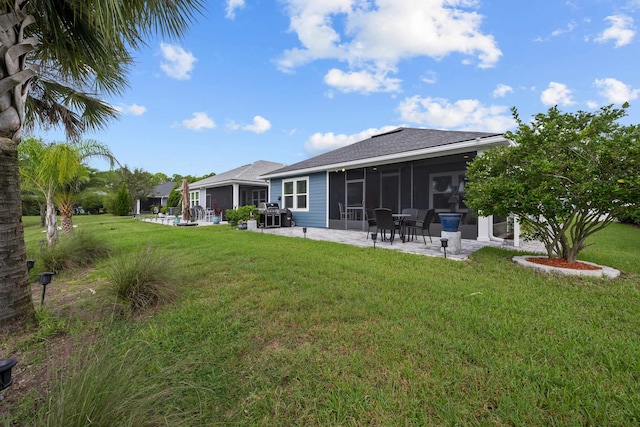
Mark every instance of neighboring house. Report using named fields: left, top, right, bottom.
left=260, top=127, right=513, bottom=241
left=137, top=181, right=176, bottom=214
left=188, top=160, right=287, bottom=213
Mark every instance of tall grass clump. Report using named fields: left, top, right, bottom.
left=105, top=245, right=180, bottom=311
left=35, top=339, right=190, bottom=427
left=40, top=230, right=111, bottom=273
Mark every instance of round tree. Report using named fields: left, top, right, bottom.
left=465, top=104, right=639, bottom=262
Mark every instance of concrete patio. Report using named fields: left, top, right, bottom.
left=252, top=225, right=545, bottom=260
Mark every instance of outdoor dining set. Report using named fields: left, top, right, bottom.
left=366, top=208, right=436, bottom=245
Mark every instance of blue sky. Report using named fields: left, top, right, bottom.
left=37, top=0, right=640, bottom=177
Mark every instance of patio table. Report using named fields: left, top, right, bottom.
left=392, top=213, right=411, bottom=242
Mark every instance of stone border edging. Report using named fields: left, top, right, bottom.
left=512, top=256, right=620, bottom=279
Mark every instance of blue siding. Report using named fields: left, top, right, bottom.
left=269, top=173, right=328, bottom=228
left=269, top=179, right=282, bottom=204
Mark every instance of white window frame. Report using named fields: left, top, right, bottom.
left=189, top=190, right=200, bottom=207
left=282, top=177, right=309, bottom=212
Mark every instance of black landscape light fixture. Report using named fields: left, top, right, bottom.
left=371, top=232, right=378, bottom=249
left=440, top=238, right=449, bottom=259
left=259, top=223, right=264, bottom=233
left=0, top=358, right=18, bottom=397
left=26, top=259, right=35, bottom=272
left=302, top=227, right=307, bottom=238
left=38, top=272, right=55, bottom=306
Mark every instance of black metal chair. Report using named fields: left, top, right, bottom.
left=401, top=208, right=419, bottom=241
left=365, top=209, right=377, bottom=239
left=374, top=208, right=396, bottom=244
left=408, top=209, right=435, bottom=244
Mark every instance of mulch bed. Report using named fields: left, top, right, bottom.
left=525, top=257, right=602, bottom=271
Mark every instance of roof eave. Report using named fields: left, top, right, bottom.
left=261, top=135, right=510, bottom=179
left=189, top=179, right=269, bottom=190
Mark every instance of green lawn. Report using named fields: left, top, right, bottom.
left=5, top=216, right=640, bottom=426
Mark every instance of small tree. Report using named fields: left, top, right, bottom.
left=114, top=183, right=133, bottom=216
left=167, top=183, right=181, bottom=208
left=465, top=104, right=640, bottom=262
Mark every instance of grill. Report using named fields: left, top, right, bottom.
left=259, top=202, right=281, bottom=228
left=258, top=203, right=293, bottom=228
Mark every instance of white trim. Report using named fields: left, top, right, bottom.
left=282, top=176, right=310, bottom=212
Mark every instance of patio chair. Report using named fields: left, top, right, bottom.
left=374, top=208, right=396, bottom=244
left=401, top=208, right=419, bottom=241
left=365, top=209, right=377, bottom=239
left=407, top=209, right=435, bottom=244
left=338, top=202, right=353, bottom=220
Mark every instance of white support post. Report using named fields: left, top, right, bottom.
left=477, top=215, right=491, bottom=242
left=513, top=216, right=521, bottom=247
left=232, top=183, right=240, bottom=208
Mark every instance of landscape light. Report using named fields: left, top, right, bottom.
left=38, top=272, right=55, bottom=306
left=440, top=238, right=449, bottom=259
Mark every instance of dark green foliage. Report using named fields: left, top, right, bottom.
left=76, top=192, right=104, bottom=214
left=466, top=104, right=640, bottom=262
left=224, top=205, right=257, bottom=225
left=114, top=182, right=132, bottom=216
left=39, top=230, right=111, bottom=273
left=105, top=245, right=180, bottom=311
left=167, top=183, right=181, bottom=207
left=617, top=206, right=640, bottom=225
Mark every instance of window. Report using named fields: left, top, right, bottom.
left=189, top=191, right=200, bottom=207
left=282, top=177, right=308, bottom=211
left=430, top=171, right=467, bottom=213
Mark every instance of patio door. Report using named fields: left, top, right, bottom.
left=380, top=171, right=400, bottom=212
left=345, top=179, right=364, bottom=229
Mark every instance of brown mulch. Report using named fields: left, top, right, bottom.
left=526, top=257, right=602, bottom=271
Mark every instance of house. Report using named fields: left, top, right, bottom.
left=137, top=181, right=176, bottom=214
left=187, top=160, right=287, bottom=212
left=260, top=127, right=513, bottom=242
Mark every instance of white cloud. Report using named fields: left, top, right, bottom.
left=324, top=68, right=401, bottom=93
left=226, top=0, right=245, bottom=20
left=595, top=15, right=635, bottom=47
left=114, top=104, right=146, bottom=116
left=492, top=84, right=513, bottom=98
left=540, top=82, right=575, bottom=106
left=159, top=43, right=197, bottom=80
left=277, top=0, right=502, bottom=93
left=304, top=125, right=399, bottom=155
left=243, top=116, right=272, bottom=133
left=586, top=100, right=600, bottom=109
left=422, top=70, right=437, bottom=84
left=551, top=21, right=577, bottom=37
left=593, top=77, right=640, bottom=103
left=181, top=112, right=216, bottom=131
left=397, top=96, right=515, bottom=132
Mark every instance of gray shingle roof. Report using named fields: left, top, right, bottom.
left=190, top=160, right=287, bottom=189
left=263, top=127, right=503, bottom=177
left=151, top=181, right=176, bottom=197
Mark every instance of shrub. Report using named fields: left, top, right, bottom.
left=225, top=205, right=257, bottom=225
left=36, top=339, right=188, bottom=427
left=40, top=230, right=111, bottom=273
left=114, top=182, right=132, bottom=216
left=617, top=206, right=640, bottom=225
left=105, top=245, right=179, bottom=311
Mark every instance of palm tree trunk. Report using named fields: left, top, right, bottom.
left=0, top=139, right=35, bottom=326
left=46, top=196, right=58, bottom=245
